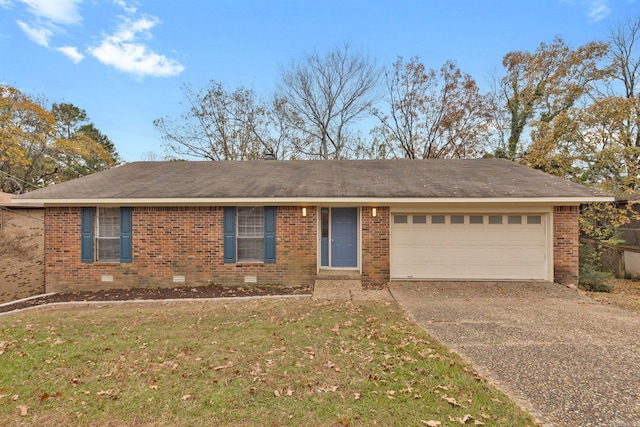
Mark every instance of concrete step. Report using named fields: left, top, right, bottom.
left=313, top=279, right=363, bottom=300
left=317, top=269, right=362, bottom=280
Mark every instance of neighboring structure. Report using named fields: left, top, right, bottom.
left=0, top=192, right=45, bottom=303
left=617, top=194, right=640, bottom=279
left=13, top=159, right=612, bottom=293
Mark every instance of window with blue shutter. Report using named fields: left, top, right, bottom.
left=81, top=207, right=93, bottom=263
left=81, top=207, right=133, bottom=263
left=223, top=207, right=236, bottom=263
left=223, top=206, right=277, bottom=263
left=264, top=206, right=276, bottom=263
left=120, top=207, right=132, bottom=263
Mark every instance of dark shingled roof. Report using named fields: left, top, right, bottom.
left=15, top=158, right=609, bottom=200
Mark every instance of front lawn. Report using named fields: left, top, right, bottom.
left=0, top=299, right=535, bottom=426
left=586, top=278, right=640, bottom=313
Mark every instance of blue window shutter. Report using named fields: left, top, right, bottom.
left=264, top=206, right=276, bottom=263
left=120, top=207, right=132, bottom=263
left=81, top=207, right=93, bottom=263
left=223, top=207, right=236, bottom=263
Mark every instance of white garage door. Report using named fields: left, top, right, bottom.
left=390, top=213, right=548, bottom=280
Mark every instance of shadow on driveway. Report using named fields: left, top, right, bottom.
left=389, top=281, right=640, bottom=427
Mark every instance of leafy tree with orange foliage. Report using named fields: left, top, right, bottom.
left=0, top=86, right=119, bottom=193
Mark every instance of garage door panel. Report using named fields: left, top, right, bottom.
left=390, top=213, right=548, bottom=281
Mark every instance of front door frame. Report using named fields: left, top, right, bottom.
left=318, top=207, right=360, bottom=271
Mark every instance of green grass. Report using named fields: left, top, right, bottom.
left=0, top=299, right=536, bottom=426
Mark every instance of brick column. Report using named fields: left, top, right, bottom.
left=361, top=206, right=390, bottom=288
left=553, top=206, right=579, bottom=284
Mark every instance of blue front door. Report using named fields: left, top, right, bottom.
left=331, top=208, right=358, bottom=267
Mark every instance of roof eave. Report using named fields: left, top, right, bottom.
left=21, top=196, right=614, bottom=207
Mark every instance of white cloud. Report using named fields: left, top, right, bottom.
left=16, top=19, right=53, bottom=46
left=560, top=0, right=612, bottom=22
left=56, top=45, right=83, bottom=63
left=585, top=0, right=611, bottom=22
left=0, top=0, right=14, bottom=8
left=88, top=16, right=184, bottom=78
left=114, top=0, right=136, bottom=14
left=18, top=0, right=82, bottom=25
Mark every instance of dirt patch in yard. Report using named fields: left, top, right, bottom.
left=0, top=284, right=313, bottom=314
left=585, top=278, right=640, bottom=313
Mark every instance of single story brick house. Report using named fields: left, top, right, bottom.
left=13, top=159, right=611, bottom=293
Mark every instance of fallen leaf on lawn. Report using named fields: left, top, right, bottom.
left=461, top=414, right=473, bottom=423
left=12, top=394, right=19, bottom=401
left=341, top=416, right=349, bottom=426
left=149, top=385, right=158, bottom=390
left=17, top=405, right=28, bottom=416
left=442, top=395, right=461, bottom=406
left=38, top=391, right=63, bottom=401
left=387, top=390, right=396, bottom=395
left=354, top=392, right=361, bottom=400
left=285, top=388, right=294, bottom=397
left=474, top=420, right=485, bottom=425
left=213, top=362, right=233, bottom=370
left=274, top=390, right=281, bottom=397
left=421, top=421, right=441, bottom=426
left=181, top=394, right=191, bottom=401
left=480, top=413, right=490, bottom=419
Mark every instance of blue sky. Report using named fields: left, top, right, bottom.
left=0, top=0, right=638, bottom=161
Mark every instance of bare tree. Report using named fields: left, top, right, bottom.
left=154, top=81, right=294, bottom=161
left=609, top=17, right=640, bottom=100
left=276, top=44, right=379, bottom=159
left=371, top=57, right=491, bottom=159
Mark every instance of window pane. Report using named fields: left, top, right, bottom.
left=237, top=207, right=264, bottom=262
left=431, top=215, right=445, bottom=224
left=97, top=238, right=120, bottom=261
left=451, top=215, right=464, bottom=224
left=394, top=215, right=408, bottom=224
left=489, top=215, right=503, bottom=224
left=412, top=215, right=426, bottom=224
left=469, top=215, right=483, bottom=224
left=96, top=208, right=120, bottom=262
left=321, top=208, right=329, bottom=238
left=527, top=215, right=542, bottom=224
left=508, top=215, right=522, bottom=224
left=237, top=238, right=264, bottom=262
left=98, top=207, right=120, bottom=238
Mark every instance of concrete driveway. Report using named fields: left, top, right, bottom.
left=388, top=281, right=640, bottom=427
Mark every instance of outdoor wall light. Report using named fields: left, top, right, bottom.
left=302, top=207, right=307, bottom=217
left=371, top=207, right=377, bottom=217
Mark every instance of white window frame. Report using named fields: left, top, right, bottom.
left=96, top=207, right=120, bottom=262
left=236, top=207, right=264, bottom=263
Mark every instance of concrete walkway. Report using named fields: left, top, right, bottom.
left=388, top=281, right=640, bottom=427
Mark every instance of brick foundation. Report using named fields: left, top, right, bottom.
left=553, top=205, right=579, bottom=284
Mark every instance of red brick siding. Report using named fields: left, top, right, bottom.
left=0, top=208, right=44, bottom=302
left=361, top=206, right=390, bottom=288
left=553, top=205, right=579, bottom=284
left=45, top=206, right=317, bottom=292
